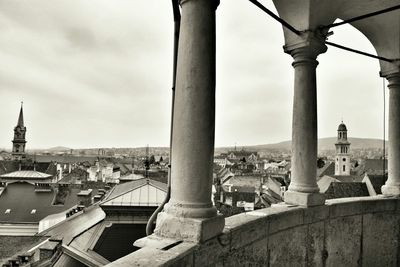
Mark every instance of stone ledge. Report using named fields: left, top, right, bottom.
left=105, top=196, right=400, bottom=267
left=226, top=213, right=269, bottom=251
left=106, top=245, right=196, bottom=267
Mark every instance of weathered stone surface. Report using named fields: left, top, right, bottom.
left=328, top=201, right=363, bottom=218
left=362, top=197, right=397, bottom=213
left=269, top=225, right=307, bottom=267
left=269, top=208, right=304, bottom=234
left=105, top=197, right=400, bottom=267
left=325, top=215, right=362, bottom=267
left=362, top=213, right=400, bottom=267
left=193, top=236, right=229, bottom=266
left=284, top=191, right=325, bottom=207
left=227, top=213, right=268, bottom=250
left=306, top=222, right=324, bottom=267
left=106, top=246, right=195, bottom=267
left=154, top=212, right=224, bottom=243
left=223, top=237, right=269, bottom=266
left=303, top=205, right=329, bottom=224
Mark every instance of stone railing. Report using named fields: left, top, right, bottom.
left=107, top=196, right=400, bottom=266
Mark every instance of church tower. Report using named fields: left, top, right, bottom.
left=335, top=121, right=350, bottom=176
left=12, top=102, right=27, bottom=160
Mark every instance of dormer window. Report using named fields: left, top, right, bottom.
left=5, top=209, right=11, bottom=214
left=31, top=209, right=36, bottom=214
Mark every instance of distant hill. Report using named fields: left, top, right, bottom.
left=245, top=137, right=386, bottom=151
left=30, top=137, right=385, bottom=156
left=46, top=146, right=71, bottom=152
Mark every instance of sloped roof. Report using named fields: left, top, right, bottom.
left=324, top=182, right=369, bottom=200
left=318, top=175, right=340, bottom=193
left=0, top=170, right=51, bottom=179
left=365, top=159, right=387, bottom=172
left=119, top=173, right=145, bottom=181
left=101, top=179, right=167, bottom=207
left=334, top=175, right=363, bottom=183
left=0, top=182, right=80, bottom=223
left=317, top=162, right=335, bottom=178
left=40, top=205, right=105, bottom=245
left=0, top=161, right=56, bottom=176
left=364, top=174, right=387, bottom=195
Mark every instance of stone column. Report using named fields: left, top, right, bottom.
left=284, top=38, right=327, bottom=206
left=382, top=73, right=400, bottom=196
left=154, top=0, right=224, bottom=242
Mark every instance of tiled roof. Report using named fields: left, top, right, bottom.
left=317, top=162, right=335, bottom=178
left=29, top=155, right=98, bottom=164
left=318, top=175, right=340, bottom=193
left=365, top=159, right=387, bottom=171
left=333, top=175, right=363, bottom=183
left=0, top=170, right=51, bottom=179
left=324, top=182, right=369, bottom=199
left=364, top=174, right=387, bottom=195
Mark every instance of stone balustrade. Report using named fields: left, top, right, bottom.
left=107, top=195, right=400, bottom=266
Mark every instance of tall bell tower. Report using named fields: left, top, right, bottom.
left=12, top=102, right=27, bottom=160
left=335, top=121, right=350, bottom=176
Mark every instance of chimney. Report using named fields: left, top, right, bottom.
left=77, top=189, right=93, bottom=207
left=38, top=240, right=60, bottom=262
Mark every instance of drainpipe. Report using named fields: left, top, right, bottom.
left=146, top=0, right=180, bottom=236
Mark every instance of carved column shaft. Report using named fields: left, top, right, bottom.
left=382, top=73, right=400, bottom=195
left=284, top=40, right=327, bottom=206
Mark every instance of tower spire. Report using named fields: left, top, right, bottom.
left=17, top=101, right=24, bottom=127
left=12, top=102, right=27, bottom=160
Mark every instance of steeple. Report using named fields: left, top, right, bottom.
left=17, top=101, right=24, bottom=127
left=12, top=102, right=27, bottom=160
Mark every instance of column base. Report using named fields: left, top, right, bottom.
left=153, top=211, right=225, bottom=243
left=381, top=185, right=400, bottom=196
left=284, top=190, right=325, bottom=207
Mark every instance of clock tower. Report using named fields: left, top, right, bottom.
left=335, top=121, right=351, bottom=176
left=12, top=102, right=27, bottom=160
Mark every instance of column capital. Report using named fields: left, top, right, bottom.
left=284, top=32, right=327, bottom=67
left=180, top=0, right=220, bottom=9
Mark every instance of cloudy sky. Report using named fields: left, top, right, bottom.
left=0, top=0, right=386, bottom=149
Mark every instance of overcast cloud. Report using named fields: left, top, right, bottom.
left=0, top=1, right=386, bottom=149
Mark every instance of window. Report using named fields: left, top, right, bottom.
left=5, top=209, right=10, bottom=214
left=343, top=158, right=346, bottom=162
left=31, top=209, right=36, bottom=214
left=343, top=165, right=346, bottom=171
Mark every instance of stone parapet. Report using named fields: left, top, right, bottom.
left=106, top=196, right=400, bottom=266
